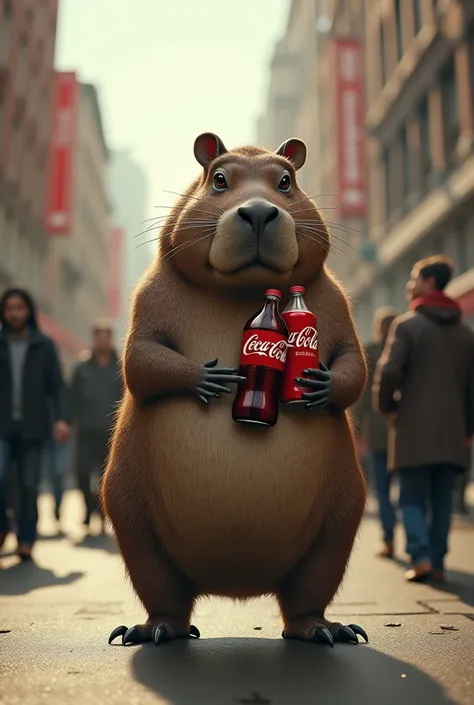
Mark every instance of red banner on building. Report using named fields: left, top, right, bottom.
left=44, top=72, right=78, bottom=235
left=108, top=226, right=123, bottom=318
left=333, top=38, right=366, bottom=219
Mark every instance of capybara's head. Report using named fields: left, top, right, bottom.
left=159, top=133, right=330, bottom=295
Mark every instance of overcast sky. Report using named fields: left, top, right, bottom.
left=55, top=0, right=289, bottom=232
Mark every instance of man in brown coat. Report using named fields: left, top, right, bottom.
left=354, top=307, right=398, bottom=558
left=373, top=256, right=474, bottom=583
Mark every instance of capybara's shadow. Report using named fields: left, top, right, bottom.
left=131, top=637, right=456, bottom=705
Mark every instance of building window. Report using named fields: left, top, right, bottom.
left=394, top=0, right=403, bottom=62
left=455, top=219, right=468, bottom=274
left=418, top=97, right=431, bottom=189
left=379, top=20, right=386, bottom=86
left=413, top=0, right=422, bottom=35
left=15, top=36, right=29, bottom=95
left=441, top=56, right=460, bottom=162
left=383, top=139, right=402, bottom=220
left=467, top=21, right=474, bottom=119
left=382, top=147, right=391, bottom=218
left=0, top=0, right=12, bottom=65
left=401, top=126, right=412, bottom=201
left=466, top=217, right=474, bottom=269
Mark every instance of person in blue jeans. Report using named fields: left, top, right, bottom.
left=42, top=437, right=69, bottom=524
left=373, top=256, right=474, bottom=583
left=0, top=288, right=69, bottom=560
left=353, top=307, right=398, bottom=557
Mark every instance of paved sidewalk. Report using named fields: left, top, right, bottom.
left=1, top=491, right=473, bottom=705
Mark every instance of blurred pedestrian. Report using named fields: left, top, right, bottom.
left=70, top=321, right=123, bottom=533
left=0, top=288, right=69, bottom=559
left=454, top=443, right=472, bottom=514
left=373, top=256, right=474, bottom=583
left=354, top=307, right=398, bottom=558
left=43, top=432, right=70, bottom=527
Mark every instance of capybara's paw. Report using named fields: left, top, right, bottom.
left=195, top=358, right=246, bottom=404
left=108, top=620, right=200, bottom=646
left=282, top=617, right=368, bottom=647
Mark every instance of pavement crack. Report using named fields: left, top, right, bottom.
left=417, top=601, right=440, bottom=615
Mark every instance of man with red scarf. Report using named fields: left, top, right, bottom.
left=373, top=256, right=474, bottom=583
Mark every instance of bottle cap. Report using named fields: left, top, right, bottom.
left=290, top=285, right=305, bottom=294
left=265, top=288, right=282, bottom=299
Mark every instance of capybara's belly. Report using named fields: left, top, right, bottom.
left=138, top=397, right=355, bottom=593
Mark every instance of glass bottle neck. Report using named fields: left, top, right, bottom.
left=287, top=294, right=308, bottom=311
left=264, top=296, right=280, bottom=307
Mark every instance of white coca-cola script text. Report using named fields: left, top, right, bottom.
left=242, top=334, right=288, bottom=363
left=287, top=326, right=318, bottom=351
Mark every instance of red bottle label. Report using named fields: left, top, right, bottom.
left=239, top=329, right=288, bottom=372
left=281, top=311, right=319, bottom=403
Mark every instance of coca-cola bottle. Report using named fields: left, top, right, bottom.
left=281, top=285, right=319, bottom=404
left=232, top=289, right=289, bottom=427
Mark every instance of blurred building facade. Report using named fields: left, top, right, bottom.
left=108, top=150, right=150, bottom=348
left=312, top=0, right=368, bottom=298
left=257, top=0, right=323, bottom=191
left=0, top=0, right=59, bottom=302
left=257, top=0, right=370, bottom=331
left=259, top=0, right=474, bottom=340
left=43, top=77, right=110, bottom=373
left=0, top=1, right=114, bottom=375
left=358, top=0, right=474, bottom=336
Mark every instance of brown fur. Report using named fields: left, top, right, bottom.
left=102, top=137, right=367, bottom=641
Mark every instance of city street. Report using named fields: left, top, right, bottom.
left=1, top=491, right=473, bottom=705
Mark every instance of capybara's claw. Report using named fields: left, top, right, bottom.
left=310, top=626, right=334, bottom=647
left=108, top=621, right=200, bottom=646
left=108, top=625, right=128, bottom=644
left=190, top=624, right=201, bottom=638
left=282, top=620, right=368, bottom=646
left=348, top=624, right=369, bottom=643
left=334, top=625, right=358, bottom=644
left=153, top=624, right=171, bottom=646
left=330, top=622, right=369, bottom=644
left=123, top=626, right=142, bottom=646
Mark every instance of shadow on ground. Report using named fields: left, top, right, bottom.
left=131, top=637, right=456, bottom=705
left=71, top=533, right=117, bottom=554
left=0, top=560, right=83, bottom=596
left=432, top=570, right=474, bottom=611
left=392, top=556, right=474, bottom=610
left=36, top=531, right=67, bottom=541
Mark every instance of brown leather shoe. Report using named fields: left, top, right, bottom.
left=377, top=541, right=394, bottom=559
left=405, top=561, right=433, bottom=582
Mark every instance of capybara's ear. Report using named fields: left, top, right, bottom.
left=276, top=138, right=307, bottom=171
left=194, top=133, right=228, bottom=167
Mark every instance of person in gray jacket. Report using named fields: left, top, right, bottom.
left=69, top=321, right=123, bottom=532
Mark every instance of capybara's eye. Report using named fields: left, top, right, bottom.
left=278, top=174, right=291, bottom=193
left=213, top=172, right=228, bottom=191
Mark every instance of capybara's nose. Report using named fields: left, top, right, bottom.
left=238, top=202, right=279, bottom=236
